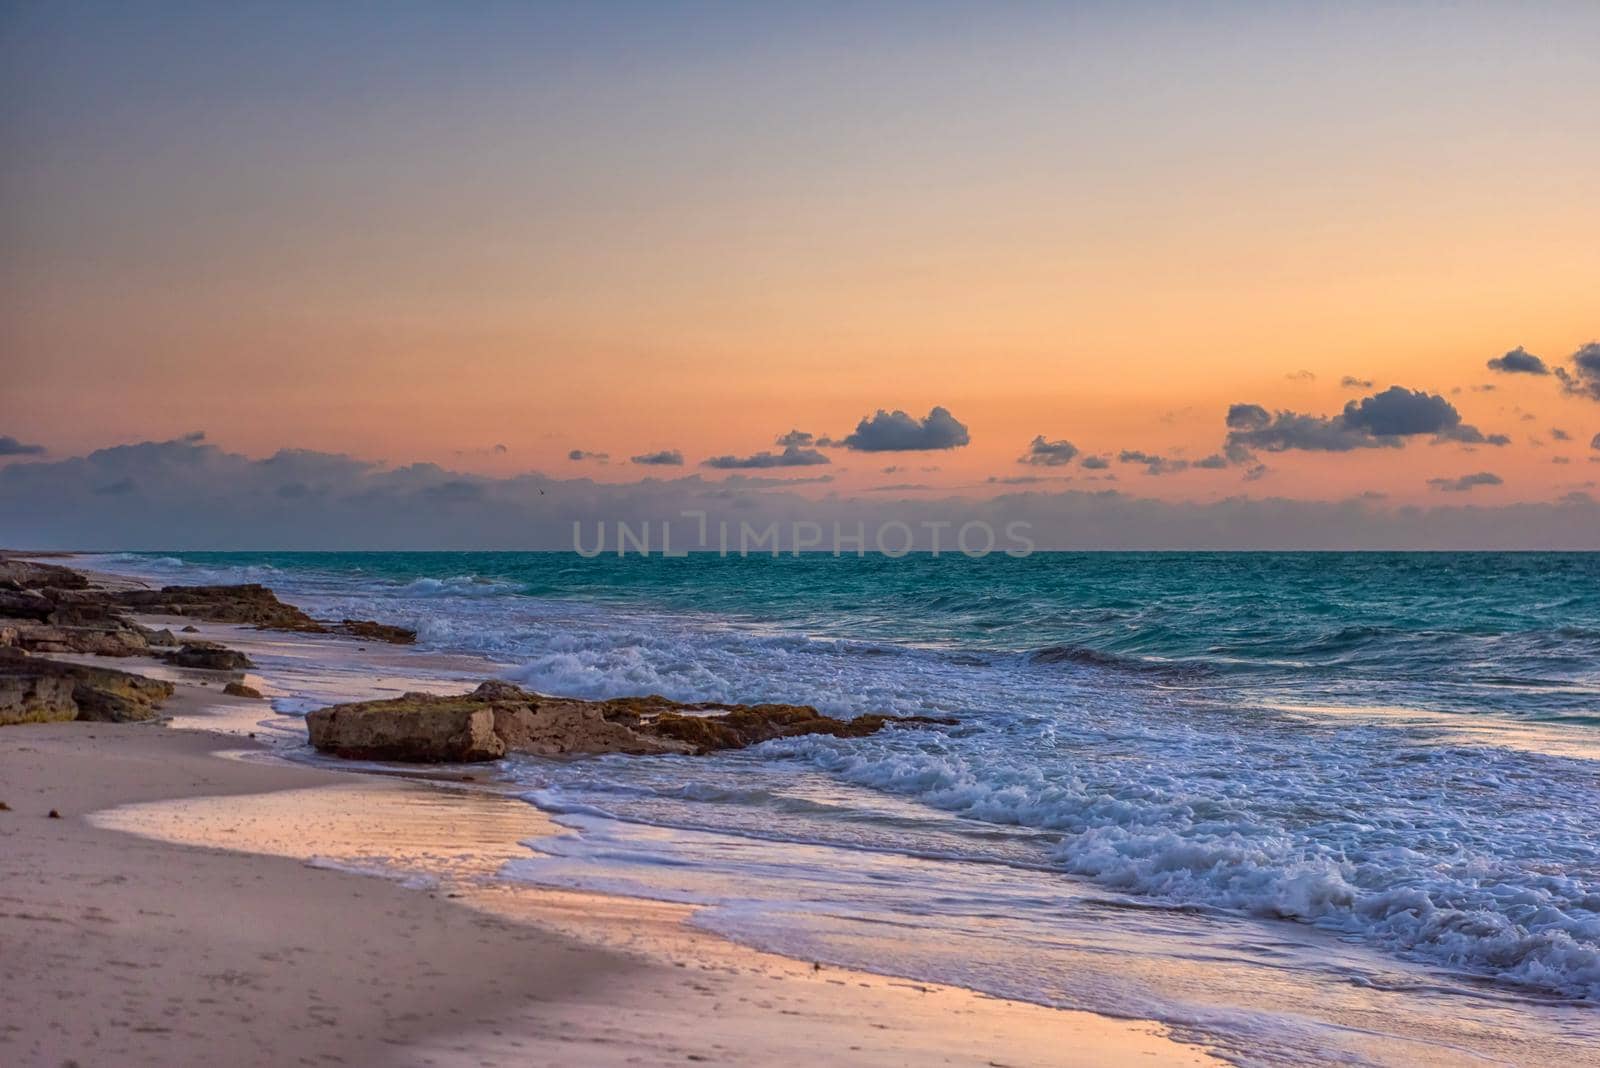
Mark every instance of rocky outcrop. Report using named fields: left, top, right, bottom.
left=223, top=682, right=262, bottom=699
left=333, top=619, right=418, bottom=644
left=107, top=584, right=324, bottom=631
left=0, top=651, right=175, bottom=724
left=6, top=621, right=151, bottom=657
left=161, top=641, right=253, bottom=671
left=0, top=558, right=90, bottom=591
left=306, top=680, right=950, bottom=763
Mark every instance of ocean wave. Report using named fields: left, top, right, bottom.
left=396, top=574, right=520, bottom=598
left=763, top=735, right=1600, bottom=999
left=1026, top=642, right=1206, bottom=678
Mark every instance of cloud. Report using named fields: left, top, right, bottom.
left=568, top=449, right=610, bottom=462
left=1339, top=376, right=1374, bottom=389
left=1427, top=471, right=1503, bottom=493
left=1224, top=386, right=1507, bottom=454
left=775, top=430, right=820, bottom=448
left=987, top=474, right=1076, bottom=486
left=2, top=434, right=1597, bottom=550
left=1592, top=432, right=1600, bottom=451
left=1080, top=455, right=1111, bottom=470
left=702, top=444, right=830, bottom=470
left=630, top=450, right=684, bottom=466
left=1193, top=453, right=1230, bottom=469
left=1551, top=428, right=1572, bottom=441
left=838, top=406, right=970, bottom=451
left=1286, top=370, right=1317, bottom=382
left=1018, top=435, right=1078, bottom=466
left=1556, top=342, right=1600, bottom=401
left=1118, top=450, right=1189, bottom=475
left=0, top=435, right=47, bottom=457
left=1487, top=346, right=1550, bottom=375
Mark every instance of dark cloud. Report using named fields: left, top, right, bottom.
left=421, top=480, right=487, bottom=504
left=838, top=406, right=970, bottom=451
left=1224, top=387, right=1507, bottom=454
left=1427, top=471, right=1503, bottom=493
left=568, top=449, right=610, bottom=462
left=630, top=450, right=684, bottom=466
left=1226, top=404, right=1271, bottom=431
left=867, top=482, right=934, bottom=492
left=1080, top=455, right=1111, bottom=470
left=1193, top=454, right=1229, bottom=469
left=1551, top=428, right=1572, bottom=441
left=1343, top=387, right=1461, bottom=436
left=702, top=444, right=830, bottom=470
left=1592, top=432, right=1600, bottom=451
left=493, top=444, right=508, bottom=454
left=1118, top=450, right=1189, bottom=475
left=0, top=435, right=47, bottom=457
left=1556, top=342, right=1600, bottom=401
left=1554, top=456, right=1572, bottom=465
left=1487, top=346, right=1550, bottom=375
left=1019, top=436, right=1078, bottom=466
left=988, top=474, right=1070, bottom=486
left=1340, top=376, right=1375, bottom=389
left=775, top=430, right=819, bottom=448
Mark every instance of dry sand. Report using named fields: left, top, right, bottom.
left=0, top=654, right=1222, bottom=1066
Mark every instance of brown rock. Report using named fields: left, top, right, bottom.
left=162, top=641, right=253, bottom=671
left=0, top=661, right=79, bottom=724
left=306, top=693, right=507, bottom=762
left=0, top=559, right=90, bottom=590
left=0, top=651, right=174, bottom=724
left=333, top=619, right=417, bottom=644
left=304, top=680, right=943, bottom=763
left=8, top=621, right=150, bottom=657
left=223, top=682, right=262, bottom=699
left=108, top=584, right=325, bottom=632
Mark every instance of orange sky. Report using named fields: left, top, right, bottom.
left=3, top=3, right=1598, bottom=506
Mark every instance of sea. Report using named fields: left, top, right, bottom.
left=85, top=550, right=1600, bottom=1065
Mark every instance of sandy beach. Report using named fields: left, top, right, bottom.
left=1, top=582, right=1220, bottom=1066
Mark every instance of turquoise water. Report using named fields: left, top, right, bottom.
left=94, top=550, right=1600, bottom=1063
left=143, top=550, right=1600, bottom=720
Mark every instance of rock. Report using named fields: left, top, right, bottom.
left=0, top=625, right=16, bottom=649
left=108, top=584, right=325, bottom=632
left=306, top=693, right=507, bottom=762
left=8, top=622, right=150, bottom=657
left=223, top=682, right=262, bottom=699
left=180, top=625, right=199, bottom=633
left=140, top=626, right=179, bottom=647
left=305, top=680, right=947, bottom=763
left=162, top=642, right=253, bottom=671
left=0, top=651, right=174, bottom=724
left=333, top=619, right=417, bottom=644
left=0, top=588, right=55, bottom=621
left=0, top=558, right=90, bottom=590
left=0, top=661, right=79, bottom=725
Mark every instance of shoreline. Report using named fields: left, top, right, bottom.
left=1, top=555, right=1222, bottom=1066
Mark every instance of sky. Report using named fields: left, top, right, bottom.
left=3, top=2, right=1599, bottom=548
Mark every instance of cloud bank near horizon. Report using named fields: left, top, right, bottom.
left=1, top=435, right=1596, bottom=551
